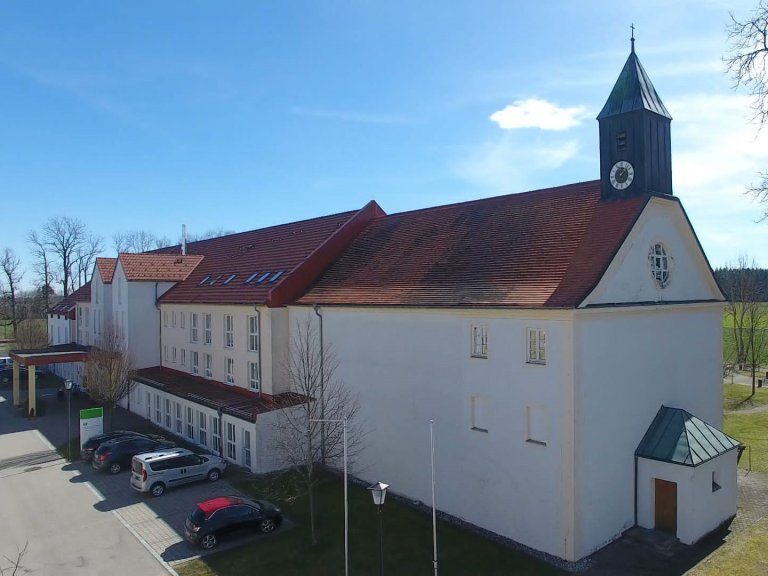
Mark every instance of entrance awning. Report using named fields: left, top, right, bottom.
left=10, top=343, right=90, bottom=366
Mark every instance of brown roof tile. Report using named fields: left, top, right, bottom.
left=96, top=258, right=117, bottom=284
left=118, top=254, right=204, bottom=282
left=159, top=202, right=384, bottom=306
left=71, top=282, right=92, bottom=303
left=298, top=181, right=648, bottom=308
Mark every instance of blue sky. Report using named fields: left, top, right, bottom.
left=1, top=0, right=766, bottom=291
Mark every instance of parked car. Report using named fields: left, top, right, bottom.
left=0, top=357, right=12, bottom=368
left=80, top=430, right=166, bottom=461
left=184, top=496, right=283, bottom=550
left=0, top=366, right=29, bottom=384
left=92, top=436, right=175, bottom=474
left=130, top=448, right=227, bottom=497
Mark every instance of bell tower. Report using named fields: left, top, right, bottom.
left=598, top=33, right=673, bottom=201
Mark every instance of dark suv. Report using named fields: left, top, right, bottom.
left=184, top=496, right=283, bottom=549
left=81, top=430, right=165, bottom=462
left=92, top=436, right=175, bottom=474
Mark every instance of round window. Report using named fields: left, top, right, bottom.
left=648, top=243, right=671, bottom=288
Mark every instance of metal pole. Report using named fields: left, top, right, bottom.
left=67, top=389, right=71, bottom=462
left=430, top=419, right=438, bottom=576
left=378, top=505, right=384, bottom=576
left=343, top=418, right=348, bottom=576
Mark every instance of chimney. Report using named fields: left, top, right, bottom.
left=182, top=224, right=187, bottom=256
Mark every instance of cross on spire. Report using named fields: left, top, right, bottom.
left=630, top=23, right=635, bottom=53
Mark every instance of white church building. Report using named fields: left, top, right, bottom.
left=38, top=42, right=738, bottom=563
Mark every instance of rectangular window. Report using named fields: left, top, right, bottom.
left=175, top=402, right=182, bottom=434
left=212, top=416, right=221, bottom=454
left=172, top=311, right=177, bottom=328
left=146, top=392, right=151, bottom=419
left=163, top=345, right=168, bottom=362
left=527, top=328, right=546, bottom=364
left=191, top=351, right=199, bottom=375
left=186, top=406, right=194, bottom=440
left=155, top=395, right=161, bottom=424
left=712, top=470, right=722, bottom=492
left=224, top=314, right=234, bottom=348
left=204, top=313, right=212, bottom=345
left=205, top=354, right=213, bottom=378
left=471, top=325, right=488, bottom=358
left=181, top=348, right=186, bottom=366
left=248, top=361, right=260, bottom=391
left=248, top=315, right=259, bottom=352
left=198, top=411, right=208, bottom=446
left=164, top=398, right=171, bottom=429
left=526, top=405, right=547, bottom=446
left=163, top=311, right=168, bottom=327
left=226, top=357, right=235, bottom=384
left=180, top=311, right=185, bottom=329
left=242, top=429, right=252, bottom=468
left=471, top=395, right=488, bottom=433
left=191, top=313, right=199, bottom=343
left=226, top=422, right=236, bottom=460
left=172, top=347, right=177, bottom=364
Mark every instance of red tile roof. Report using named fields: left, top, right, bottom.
left=96, top=258, right=117, bottom=284
left=71, top=282, right=92, bottom=302
left=159, top=201, right=384, bottom=306
left=118, top=254, right=204, bottom=282
left=299, top=181, right=648, bottom=308
left=134, top=366, right=306, bottom=421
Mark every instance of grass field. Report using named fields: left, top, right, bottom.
left=688, top=517, right=768, bottom=576
left=723, top=384, right=768, bottom=411
left=724, top=410, right=768, bottom=472
left=176, top=471, right=565, bottom=576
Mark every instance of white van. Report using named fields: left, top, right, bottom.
left=0, top=357, right=12, bottom=368
left=130, top=448, right=227, bottom=497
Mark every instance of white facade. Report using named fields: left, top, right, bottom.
left=90, top=267, right=113, bottom=345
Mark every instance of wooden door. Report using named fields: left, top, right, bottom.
left=654, top=478, right=677, bottom=535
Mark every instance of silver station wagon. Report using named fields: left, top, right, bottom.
left=130, top=448, right=227, bottom=497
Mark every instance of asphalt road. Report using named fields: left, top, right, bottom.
left=0, top=395, right=170, bottom=576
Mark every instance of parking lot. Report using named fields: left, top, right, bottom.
left=0, top=384, right=288, bottom=575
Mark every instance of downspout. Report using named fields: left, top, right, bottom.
left=313, top=304, right=326, bottom=464
left=217, top=407, right=224, bottom=458
left=254, top=306, right=262, bottom=398
left=634, top=455, right=638, bottom=527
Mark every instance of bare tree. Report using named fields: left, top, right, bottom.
left=28, top=231, right=55, bottom=311
left=0, top=248, right=25, bottom=338
left=112, top=230, right=161, bottom=254
left=41, top=217, right=86, bottom=297
left=75, top=233, right=104, bottom=290
left=726, top=1, right=768, bottom=219
left=184, top=228, right=236, bottom=243
left=14, top=319, right=49, bottom=349
left=271, top=317, right=362, bottom=545
left=0, top=542, right=28, bottom=576
left=723, top=255, right=768, bottom=395
left=154, top=235, right=174, bottom=249
left=85, top=325, right=135, bottom=429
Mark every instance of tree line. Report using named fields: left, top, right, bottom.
left=0, top=218, right=234, bottom=340
left=714, top=266, right=768, bottom=302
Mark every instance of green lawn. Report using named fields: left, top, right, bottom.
left=723, top=384, right=768, bottom=411
left=724, top=411, right=768, bottom=472
left=176, top=471, right=565, bottom=576
left=688, top=517, right=768, bottom=576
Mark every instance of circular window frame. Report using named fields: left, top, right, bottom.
left=648, top=242, right=672, bottom=289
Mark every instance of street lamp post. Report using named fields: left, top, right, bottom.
left=310, top=417, right=348, bottom=576
left=64, top=379, right=73, bottom=462
left=368, top=481, right=389, bottom=576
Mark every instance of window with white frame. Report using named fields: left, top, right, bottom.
left=212, top=416, right=221, bottom=453
left=146, top=391, right=151, bottom=419
left=248, top=361, right=260, bottom=391
left=191, top=313, right=199, bottom=343
left=155, top=395, right=161, bottom=424
left=186, top=406, right=194, bottom=440
left=648, top=243, right=671, bottom=288
left=226, top=357, right=235, bottom=384
left=180, top=311, right=185, bottom=329
left=526, top=405, right=547, bottom=446
left=172, top=311, right=177, bottom=327
left=181, top=348, right=186, bottom=366
left=163, top=311, right=168, bottom=327
left=527, top=328, right=546, bottom=364
left=224, top=314, right=234, bottom=348
left=248, top=315, right=259, bottom=352
left=471, top=395, right=488, bottom=433
left=175, top=402, right=182, bottom=434
left=118, top=279, right=122, bottom=305
left=164, top=398, right=171, bottom=428
left=205, top=354, right=213, bottom=378
left=242, top=429, right=251, bottom=468
left=172, top=347, right=177, bottom=364
left=163, top=345, right=168, bottom=362
left=198, top=411, right=208, bottom=446
left=471, top=325, right=488, bottom=358
left=204, top=313, right=212, bottom=345
left=191, top=351, right=199, bottom=374
left=226, top=422, right=236, bottom=460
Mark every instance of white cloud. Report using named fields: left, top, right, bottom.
left=489, top=98, right=588, bottom=131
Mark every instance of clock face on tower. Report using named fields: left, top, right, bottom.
left=609, top=160, right=635, bottom=190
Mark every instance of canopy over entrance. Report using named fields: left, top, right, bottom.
left=8, top=344, right=90, bottom=416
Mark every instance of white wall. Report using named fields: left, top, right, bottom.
left=637, top=451, right=737, bottom=544
left=48, top=314, right=74, bottom=346
left=289, top=305, right=571, bottom=559
left=573, top=303, right=724, bottom=559
left=90, top=268, right=113, bottom=344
